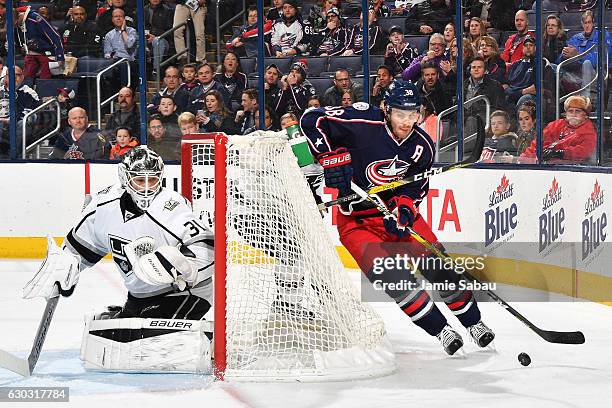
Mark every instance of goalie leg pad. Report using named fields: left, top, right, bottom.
left=80, top=315, right=213, bottom=373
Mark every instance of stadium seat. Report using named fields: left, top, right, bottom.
left=405, top=35, right=429, bottom=54
left=74, top=57, right=115, bottom=77
left=369, top=55, right=385, bottom=72
left=302, top=56, right=328, bottom=76
left=308, top=77, right=334, bottom=97
left=560, top=12, right=583, bottom=29
left=378, top=17, right=409, bottom=34
left=35, top=79, right=80, bottom=98
left=240, top=57, right=256, bottom=75
left=328, top=55, right=364, bottom=75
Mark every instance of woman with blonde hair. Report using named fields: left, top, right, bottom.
left=196, top=90, right=238, bottom=134
left=478, top=35, right=506, bottom=84
left=465, top=17, right=486, bottom=54
left=440, top=37, right=474, bottom=99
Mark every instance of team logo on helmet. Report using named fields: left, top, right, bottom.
left=384, top=80, right=421, bottom=110
left=366, top=156, right=410, bottom=185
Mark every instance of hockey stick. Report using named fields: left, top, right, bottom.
left=0, top=286, right=60, bottom=377
left=318, top=117, right=486, bottom=211
left=349, top=182, right=585, bottom=345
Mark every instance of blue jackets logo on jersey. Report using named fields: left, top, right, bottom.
left=365, top=156, right=410, bottom=185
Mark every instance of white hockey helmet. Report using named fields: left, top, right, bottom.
left=118, top=146, right=164, bottom=210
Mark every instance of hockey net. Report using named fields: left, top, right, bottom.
left=181, top=131, right=395, bottom=382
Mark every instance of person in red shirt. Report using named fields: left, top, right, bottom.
left=501, top=10, right=535, bottom=66
left=520, top=95, right=596, bottom=163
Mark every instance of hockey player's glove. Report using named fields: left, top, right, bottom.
left=542, top=149, right=564, bottom=160
left=317, top=148, right=353, bottom=197
left=383, top=196, right=417, bottom=238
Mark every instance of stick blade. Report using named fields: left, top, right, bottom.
left=0, top=349, right=31, bottom=377
left=539, top=329, right=585, bottom=345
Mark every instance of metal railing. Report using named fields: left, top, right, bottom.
left=216, top=0, right=247, bottom=64
left=555, top=44, right=603, bottom=119
left=97, top=58, right=131, bottom=129
left=435, top=95, right=491, bottom=161
left=154, top=20, right=191, bottom=91
left=21, top=98, right=61, bottom=159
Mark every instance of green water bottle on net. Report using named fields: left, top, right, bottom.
left=285, top=120, right=315, bottom=167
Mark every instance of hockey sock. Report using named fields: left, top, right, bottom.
left=443, top=289, right=481, bottom=328
left=398, top=289, right=447, bottom=336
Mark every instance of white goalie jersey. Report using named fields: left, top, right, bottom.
left=64, top=183, right=214, bottom=299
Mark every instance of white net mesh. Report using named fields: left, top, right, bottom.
left=185, top=131, right=395, bottom=381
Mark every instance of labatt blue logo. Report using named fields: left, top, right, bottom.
left=582, top=180, right=607, bottom=260
left=485, top=174, right=517, bottom=247
left=539, top=177, right=565, bottom=253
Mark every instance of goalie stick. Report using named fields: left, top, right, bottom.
left=318, top=117, right=486, bottom=211
left=349, top=181, right=586, bottom=345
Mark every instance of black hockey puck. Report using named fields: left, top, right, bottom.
left=518, top=352, right=531, bottom=366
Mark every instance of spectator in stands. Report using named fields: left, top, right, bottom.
left=254, top=105, right=277, bottom=131
left=404, top=0, right=453, bottom=35
left=214, top=51, right=248, bottom=112
left=271, top=0, right=309, bottom=57
left=105, top=86, right=140, bottom=140
left=144, top=0, right=174, bottom=76
left=15, top=6, right=65, bottom=80
left=501, top=10, right=535, bottom=66
left=96, top=0, right=135, bottom=35
left=560, top=10, right=612, bottom=97
left=342, top=8, right=384, bottom=56
left=37, top=6, right=52, bottom=24
left=309, top=0, right=339, bottom=32
left=280, top=112, right=298, bottom=129
left=520, top=95, right=596, bottom=163
left=0, top=65, right=40, bottom=156
left=371, top=64, right=393, bottom=108
left=440, top=37, right=460, bottom=99
left=465, top=17, right=486, bottom=54
left=178, top=111, right=199, bottom=135
left=417, top=61, right=451, bottom=115
left=54, top=0, right=98, bottom=23
left=543, top=15, right=566, bottom=64
left=103, top=8, right=138, bottom=66
left=109, top=125, right=137, bottom=160
left=50, top=107, right=110, bottom=159
left=156, top=95, right=182, bottom=141
left=228, top=6, right=273, bottom=58
left=480, top=110, right=517, bottom=162
left=464, top=56, right=508, bottom=120
left=384, top=25, right=418, bottom=76
left=196, top=89, right=238, bottom=134
left=504, top=34, right=536, bottom=106
left=264, top=63, right=281, bottom=110
left=149, top=65, right=189, bottom=114
left=235, top=88, right=258, bottom=135
left=463, top=0, right=516, bottom=32
left=341, top=89, right=356, bottom=107
left=516, top=101, right=536, bottom=156
left=274, top=59, right=316, bottom=117
left=147, top=114, right=179, bottom=161
left=181, top=63, right=199, bottom=93
left=312, top=7, right=348, bottom=56
left=478, top=35, right=506, bottom=84
left=307, top=95, right=322, bottom=108
left=61, top=6, right=103, bottom=58
left=187, top=63, right=231, bottom=114
left=173, top=0, right=206, bottom=63
left=323, top=68, right=364, bottom=106
left=443, top=22, right=455, bottom=49
left=57, top=87, right=75, bottom=129
left=402, top=33, right=449, bottom=82
left=267, top=0, right=285, bottom=21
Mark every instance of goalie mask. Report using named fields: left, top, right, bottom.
left=118, top=146, right=164, bottom=210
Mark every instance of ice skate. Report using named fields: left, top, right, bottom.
left=437, top=324, right=464, bottom=355
left=467, top=320, right=495, bottom=348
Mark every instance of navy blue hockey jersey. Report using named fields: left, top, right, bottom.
left=300, top=103, right=435, bottom=213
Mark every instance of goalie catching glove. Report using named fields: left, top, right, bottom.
left=317, top=148, right=353, bottom=197
left=124, top=236, right=197, bottom=291
left=23, top=236, right=80, bottom=300
left=383, top=196, right=416, bottom=238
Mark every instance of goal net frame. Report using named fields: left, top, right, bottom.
left=181, top=132, right=396, bottom=382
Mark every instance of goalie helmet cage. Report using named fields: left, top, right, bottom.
left=181, top=132, right=396, bottom=382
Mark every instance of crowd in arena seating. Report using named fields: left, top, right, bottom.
left=0, top=0, right=608, bottom=164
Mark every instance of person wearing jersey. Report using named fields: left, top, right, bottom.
left=300, top=80, right=495, bottom=355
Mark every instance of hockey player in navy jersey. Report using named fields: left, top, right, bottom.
left=300, top=80, right=495, bottom=355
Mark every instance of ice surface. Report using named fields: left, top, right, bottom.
left=0, top=260, right=610, bottom=408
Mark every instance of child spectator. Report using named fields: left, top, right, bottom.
left=109, top=126, right=137, bottom=160
left=280, top=112, right=299, bottom=129
left=307, top=95, right=322, bottom=109
left=181, top=63, right=200, bottom=93
left=214, top=51, right=248, bottom=112
left=516, top=101, right=536, bottom=156
left=57, top=87, right=76, bottom=128
left=481, top=110, right=518, bottom=163
left=178, top=111, right=199, bottom=135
